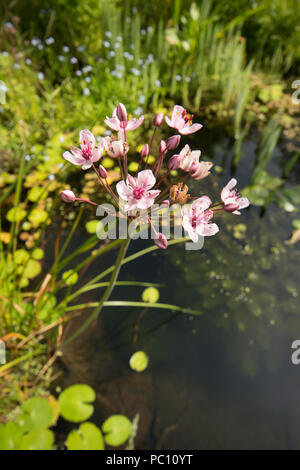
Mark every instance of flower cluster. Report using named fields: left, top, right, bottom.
left=61, top=103, right=250, bottom=249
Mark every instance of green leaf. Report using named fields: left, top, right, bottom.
left=20, top=429, right=54, bottom=450
left=0, top=422, right=23, bottom=450
left=14, top=249, right=30, bottom=265
left=32, top=248, right=44, bottom=260
left=62, top=269, right=78, bottom=286
left=28, top=209, right=48, bottom=225
left=85, top=220, right=100, bottom=234
left=292, top=220, right=300, bottom=229
left=17, top=397, right=54, bottom=432
left=58, top=384, right=95, bottom=423
left=23, top=259, right=41, bottom=279
left=129, top=351, right=148, bottom=372
left=28, top=186, right=48, bottom=202
left=102, top=415, right=132, bottom=447
left=66, top=422, right=104, bottom=450
left=142, top=287, right=160, bottom=303
left=6, top=207, right=27, bottom=222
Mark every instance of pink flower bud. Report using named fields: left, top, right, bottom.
left=168, top=154, right=180, bottom=170
left=161, top=200, right=170, bottom=207
left=224, top=203, right=240, bottom=212
left=154, top=113, right=164, bottom=127
left=159, top=140, right=167, bottom=154
left=140, top=144, right=149, bottom=158
left=166, top=134, right=181, bottom=150
left=99, top=165, right=108, bottom=179
left=116, top=102, right=127, bottom=122
left=154, top=232, right=168, bottom=250
left=60, top=190, right=76, bottom=203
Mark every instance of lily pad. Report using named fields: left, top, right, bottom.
left=66, top=423, right=105, bottom=450
left=0, top=422, right=23, bottom=450
left=28, top=209, right=48, bottom=225
left=28, top=186, right=48, bottom=202
left=85, top=220, right=100, bottom=234
left=62, top=269, right=78, bottom=286
left=142, top=287, right=159, bottom=303
left=23, top=259, right=41, bottom=279
left=17, top=397, right=54, bottom=432
left=20, top=429, right=54, bottom=450
left=58, top=384, right=95, bottom=423
left=6, top=207, right=27, bottom=223
left=102, top=415, right=132, bottom=447
left=14, top=249, right=30, bottom=265
left=129, top=351, right=149, bottom=372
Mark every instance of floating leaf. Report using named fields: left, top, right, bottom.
left=58, top=384, right=95, bottom=423
left=17, top=397, right=54, bottom=432
left=102, top=415, right=132, bottom=447
left=62, top=269, right=78, bottom=286
left=129, top=351, right=148, bottom=372
left=66, top=423, right=105, bottom=450
left=292, top=220, right=300, bottom=229
left=0, top=423, right=23, bottom=450
left=101, top=157, right=114, bottom=169
left=32, top=248, right=44, bottom=260
left=23, top=259, right=41, bottom=279
left=20, top=430, right=54, bottom=450
left=6, top=207, right=27, bottom=223
left=14, top=249, right=30, bottom=264
left=28, top=209, right=48, bottom=225
left=142, top=287, right=159, bottom=303
left=28, top=186, right=48, bottom=202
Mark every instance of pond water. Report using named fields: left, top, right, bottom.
left=55, top=127, right=300, bottom=449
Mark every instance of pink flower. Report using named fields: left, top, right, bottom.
left=103, top=135, right=128, bottom=158
left=221, top=178, right=250, bottom=215
left=63, top=130, right=103, bottom=170
left=116, top=170, right=160, bottom=211
left=181, top=196, right=219, bottom=242
left=165, top=105, right=202, bottom=135
left=60, top=190, right=76, bottom=202
left=105, top=105, right=144, bottom=133
left=177, top=145, right=212, bottom=180
left=154, top=232, right=168, bottom=250
left=178, top=145, right=201, bottom=172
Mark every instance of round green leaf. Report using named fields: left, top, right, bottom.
left=58, top=384, right=95, bottom=423
left=66, top=422, right=104, bottom=450
left=85, top=220, right=100, bottom=234
left=32, top=248, right=44, bottom=260
left=142, top=287, right=159, bottom=303
left=6, top=207, right=27, bottom=223
left=28, top=209, right=48, bottom=225
left=101, top=157, right=114, bottom=169
left=62, top=269, right=78, bottom=286
left=28, top=186, right=48, bottom=202
left=20, top=429, right=54, bottom=450
left=23, top=259, right=41, bottom=279
left=17, top=397, right=54, bottom=432
left=129, top=351, right=149, bottom=372
left=0, top=422, right=23, bottom=450
left=102, top=415, right=132, bottom=447
left=14, top=249, right=30, bottom=265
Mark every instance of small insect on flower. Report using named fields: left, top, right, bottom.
left=165, top=105, right=203, bottom=135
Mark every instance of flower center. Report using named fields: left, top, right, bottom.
left=133, top=187, right=145, bottom=199
left=82, top=144, right=91, bottom=160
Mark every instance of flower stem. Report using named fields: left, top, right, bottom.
left=61, top=237, right=131, bottom=347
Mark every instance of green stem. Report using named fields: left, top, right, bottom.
left=61, top=237, right=131, bottom=347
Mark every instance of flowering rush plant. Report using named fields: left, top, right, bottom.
left=61, top=103, right=250, bottom=249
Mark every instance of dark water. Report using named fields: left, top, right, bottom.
left=56, top=127, right=300, bottom=449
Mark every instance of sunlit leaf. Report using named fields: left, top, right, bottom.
left=102, top=415, right=132, bottom=447
left=142, top=287, right=159, bottom=303
left=17, top=397, right=54, bottom=432
left=58, top=384, right=95, bottom=423
left=66, top=422, right=104, bottom=450
left=129, top=351, right=148, bottom=372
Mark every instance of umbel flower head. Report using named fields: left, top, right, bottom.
left=61, top=102, right=250, bottom=249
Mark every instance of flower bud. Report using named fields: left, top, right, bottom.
left=154, top=232, right=168, bottom=250
left=116, top=102, right=127, bottom=122
left=161, top=200, right=170, bottom=207
left=159, top=140, right=167, bottom=154
left=99, top=164, right=108, bottom=179
left=140, top=144, right=149, bottom=159
left=168, top=154, right=180, bottom=170
left=224, top=203, right=240, bottom=212
left=166, top=134, right=181, bottom=150
left=154, top=113, right=164, bottom=127
left=60, top=190, right=76, bottom=203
